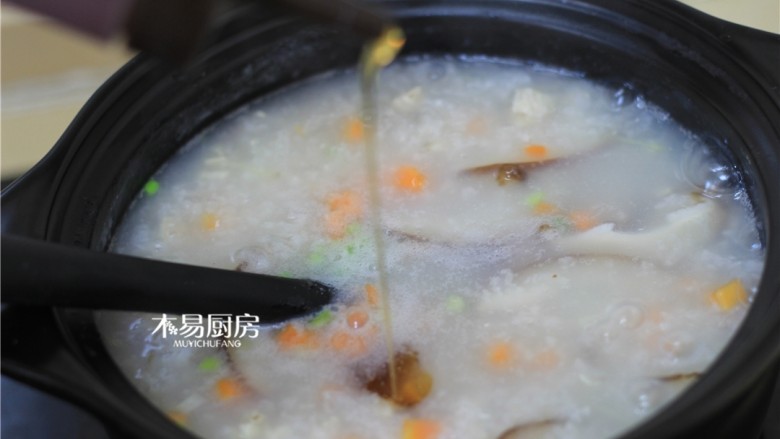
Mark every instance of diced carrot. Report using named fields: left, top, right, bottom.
left=465, top=116, right=487, bottom=135
left=325, top=216, right=347, bottom=239
left=277, top=324, right=319, bottom=350
left=342, top=117, right=365, bottom=144
left=402, top=419, right=441, bottom=439
left=645, top=307, right=664, bottom=324
left=325, top=190, right=363, bottom=239
left=524, top=144, right=549, bottom=159
left=167, top=411, right=187, bottom=426
left=533, top=201, right=557, bottom=215
left=215, top=378, right=242, bottom=400
left=200, top=212, right=220, bottom=231
left=569, top=211, right=597, bottom=231
left=642, top=331, right=662, bottom=351
left=346, top=308, right=370, bottom=329
left=394, top=166, right=427, bottom=193
left=277, top=323, right=299, bottom=345
left=531, top=348, right=561, bottom=370
left=328, top=190, right=362, bottom=216
left=487, top=341, right=516, bottom=369
left=330, top=331, right=351, bottom=350
left=710, top=279, right=748, bottom=311
left=365, top=284, right=380, bottom=307
left=329, top=331, right=367, bottom=356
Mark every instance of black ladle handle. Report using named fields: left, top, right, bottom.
left=1, top=234, right=333, bottom=322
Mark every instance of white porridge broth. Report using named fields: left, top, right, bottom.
left=99, top=59, right=764, bottom=439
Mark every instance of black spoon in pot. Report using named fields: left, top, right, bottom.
left=1, top=234, right=333, bottom=322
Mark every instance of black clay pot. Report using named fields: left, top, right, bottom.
left=2, top=1, right=779, bottom=438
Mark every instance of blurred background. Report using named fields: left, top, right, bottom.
left=1, top=0, right=779, bottom=181
left=1, top=0, right=778, bottom=438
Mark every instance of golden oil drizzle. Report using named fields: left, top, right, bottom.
left=359, top=26, right=406, bottom=400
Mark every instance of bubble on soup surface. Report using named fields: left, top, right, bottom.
left=611, top=84, right=642, bottom=109
left=631, top=382, right=666, bottom=414
left=608, top=302, right=645, bottom=329
left=678, top=143, right=741, bottom=199
left=232, top=246, right=273, bottom=272
left=658, top=333, right=694, bottom=358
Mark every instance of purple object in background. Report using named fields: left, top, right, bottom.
left=6, top=0, right=390, bottom=63
left=7, top=0, right=135, bottom=38
left=7, top=0, right=216, bottom=62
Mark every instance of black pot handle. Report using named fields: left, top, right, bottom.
left=1, top=146, right=66, bottom=239
left=1, top=306, right=196, bottom=439
left=718, top=25, right=779, bottom=95
left=672, top=1, right=780, bottom=99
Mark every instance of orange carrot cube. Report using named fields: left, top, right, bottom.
left=342, top=117, right=365, bottom=144
left=215, top=378, right=242, bottom=400
left=524, top=144, right=549, bottom=159
left=402, top=419, right=441, bottom=439
left=710, top=279, right=748, bottom=311
left=394, top=166, right=427, bottom=193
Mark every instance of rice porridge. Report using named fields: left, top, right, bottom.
left=98, top=58, right=764, bottom=439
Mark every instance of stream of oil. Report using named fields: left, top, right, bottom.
left=359, top=27, right=406, bottom=399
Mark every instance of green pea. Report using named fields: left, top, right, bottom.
left=345, top=222, right=363, bottom=237
left=199, top=356, right=220, bottom=372
left=308, top=309, right=334, bottom=328
left=446, top=295, right=466, bottom=313
left=307, top=251, right=326, bottom=266
left=525, top=191, right=544, bottom=207
left=144, top=179, right=160, bottom=196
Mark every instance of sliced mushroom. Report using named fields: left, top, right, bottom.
left=382, top=201, right=543, bottom=245
left=361, top=348, right=433, bottom=407
left=479, top=256, right=650, bottom=314
left=653, top=372, right=701, bottom=399
left=658, top=372, right=701, bottom=383
left=462, top=160, right=558, bottom=186
left=555, top=197, right=722, bottom=266
left=498, top=419, right=561, bottom=439
left=386, top=228, right=431, bottom=244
